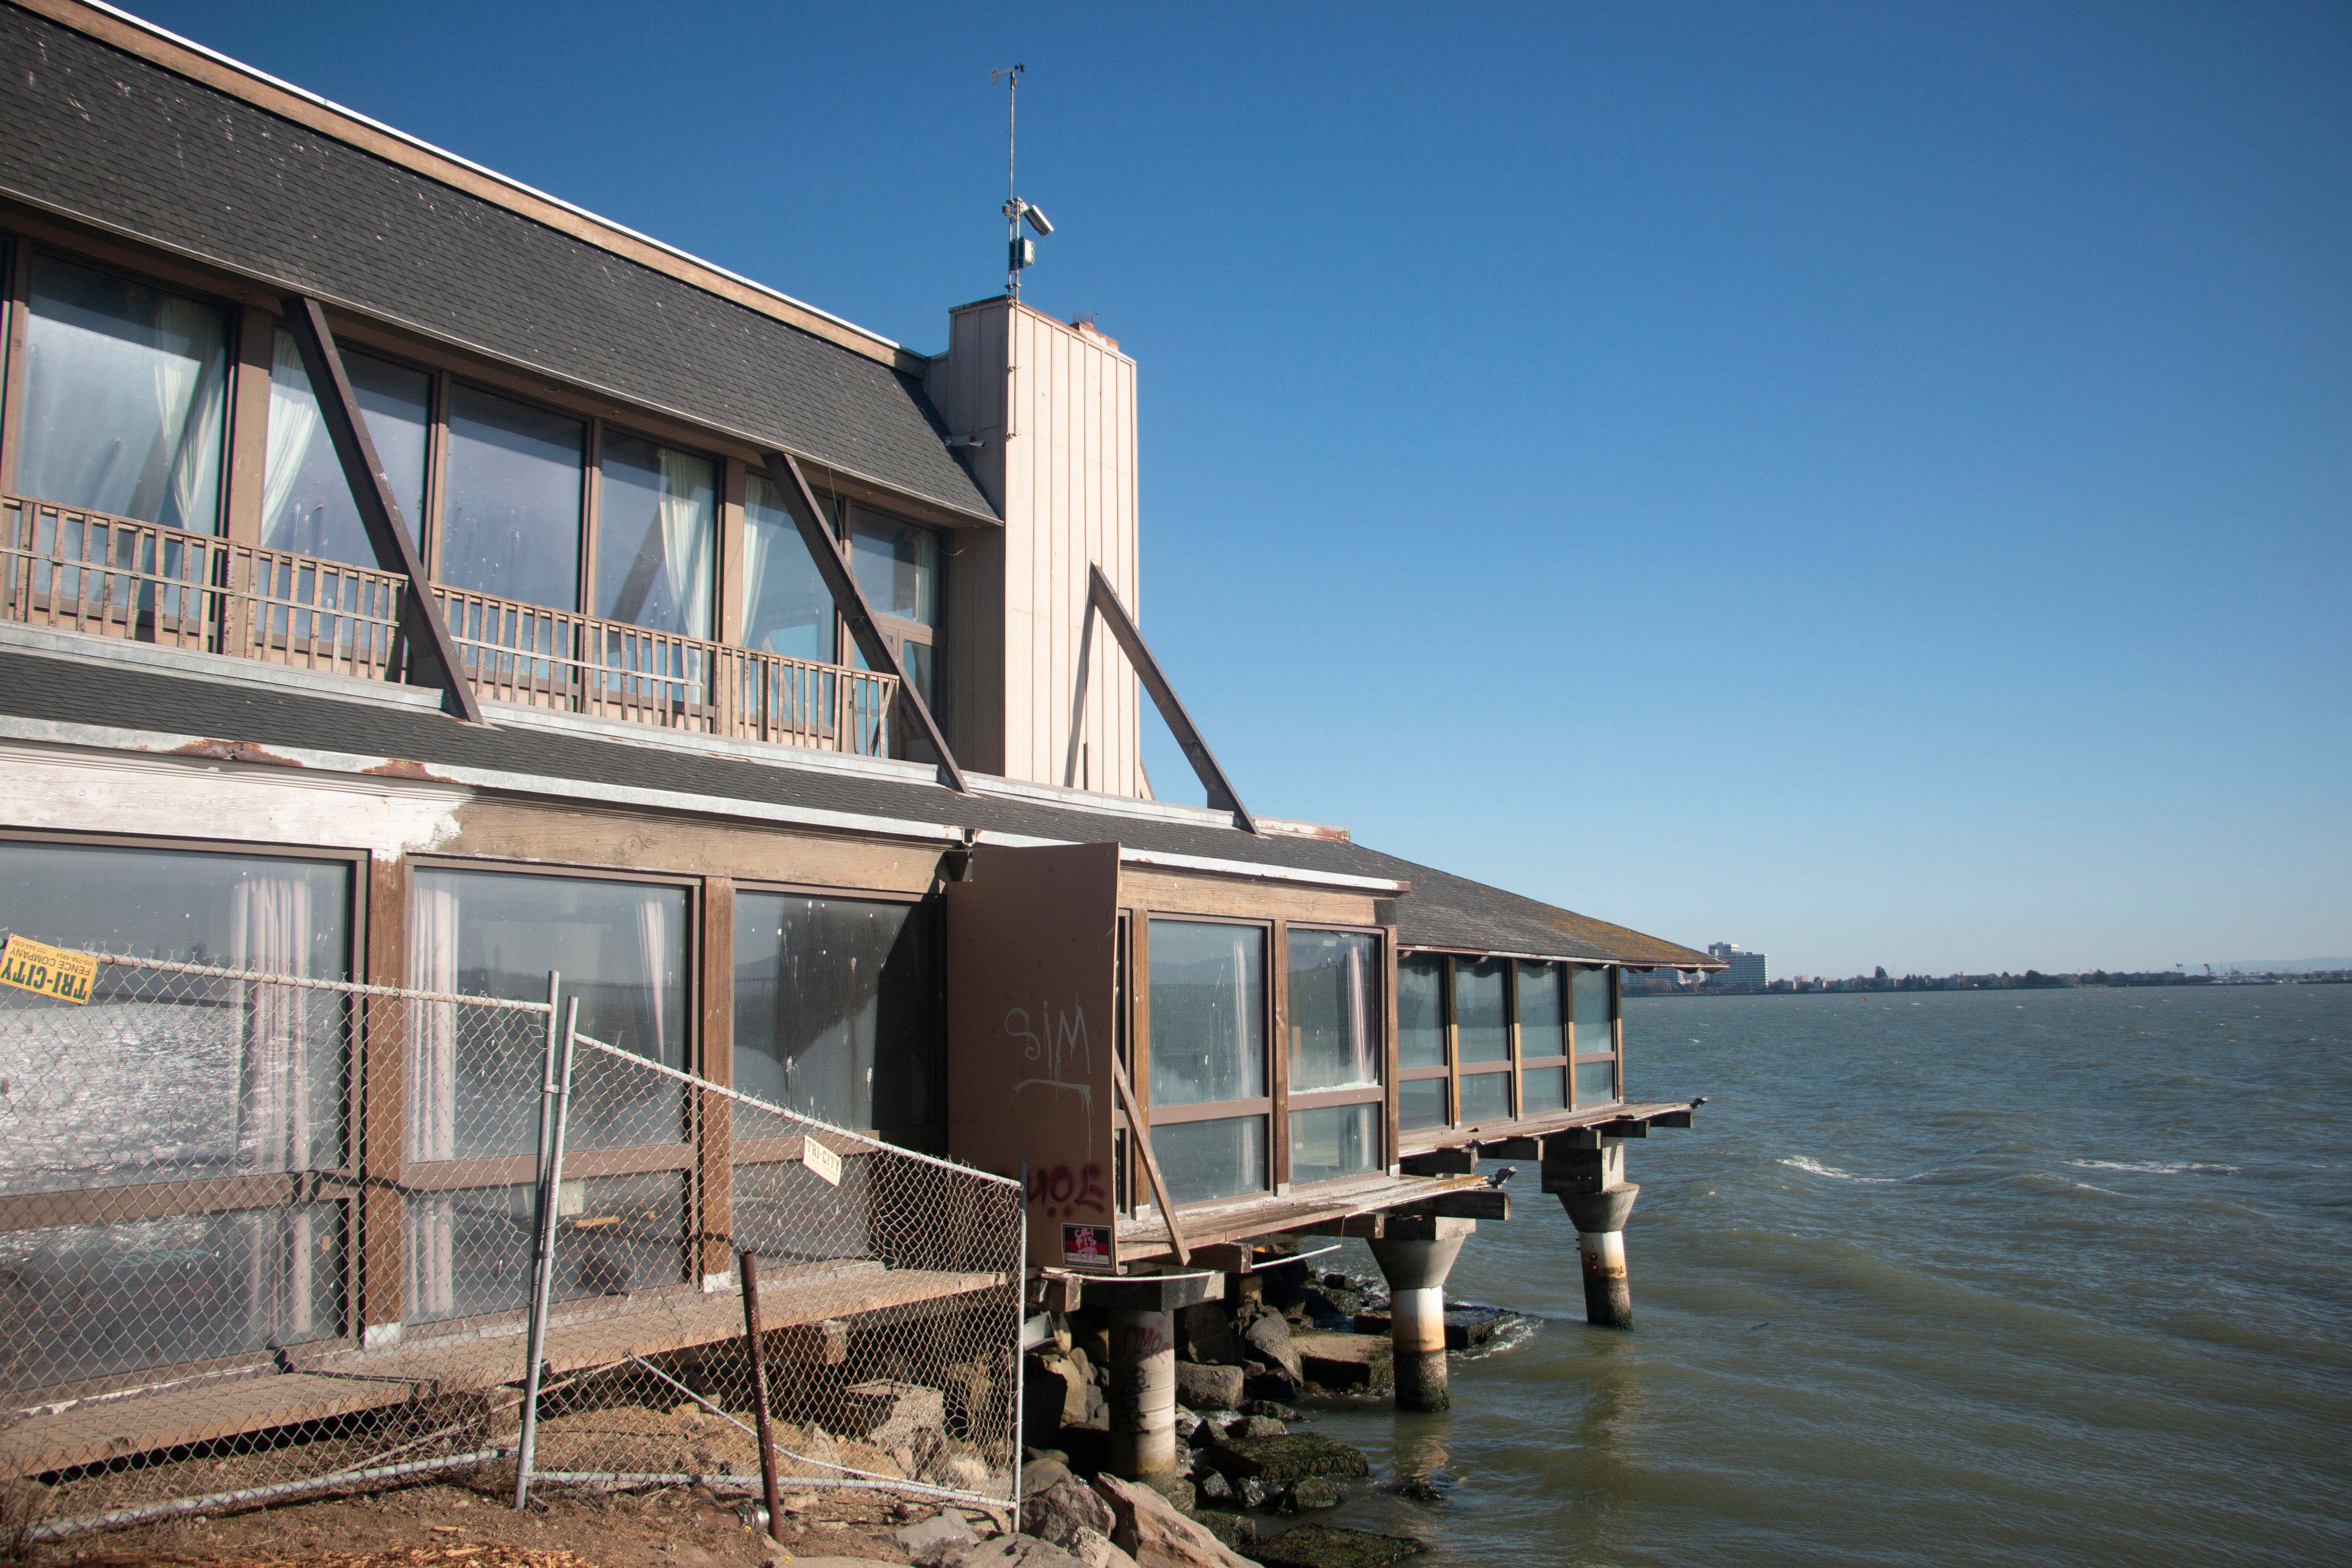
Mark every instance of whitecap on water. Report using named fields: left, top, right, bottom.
left=2066, top=1158, right=2239, bottom=1175
left=1779, top=1155, right=1899, bottom=1183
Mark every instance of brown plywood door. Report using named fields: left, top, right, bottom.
left=946, top=842, right=1121, bottom=1269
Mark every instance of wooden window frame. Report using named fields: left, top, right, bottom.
left=1515, top=959, right=1572, bottom=1116
left=1451, top=952, right=1515, bottom=1127
left=1394, top=949, right=1451, bottom=1139
left=0, top=827, right=372, bottom=1392
left=1571, top=962, right=1621, bottom=1108
left=1280, top=922, right=1388, bottom=1191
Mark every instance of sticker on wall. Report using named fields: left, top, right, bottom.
left=0, top=934, right=97, bottom=1004
left=802, top=1138, right=844, bottom=1187
left=1062, top=1223, right=1113, bottom=1267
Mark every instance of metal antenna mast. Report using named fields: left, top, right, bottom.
left=992, top=63, right=1052, bottom=300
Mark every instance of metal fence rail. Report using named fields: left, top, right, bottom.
left=0, top=943, right=1021, bottom=1544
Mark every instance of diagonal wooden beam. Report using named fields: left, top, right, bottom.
left=279, top=295, right=482, bottom=724
left=760, top=451, right=968, bottom=793
left=1110, top=1054, right=1189, bottom=1266
left=1087, top=564, right=1256, bottom=834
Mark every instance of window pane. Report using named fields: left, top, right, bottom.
left=20, top=253, right=228, bottom=531
left=900, top=637, right=936, bottom=708
left=1287, top=929, right=1378, bottom=1091
left=2, top=1205, right=344, bottom=1391
left=1154, top=1115, right=1266, bottom=1204
left=1289, top=1102, right=1379, bottom=1185
left=407, top=869, right=686, bottom=1159
left=1521, top=1066, right=1567, bottom=1115
left=1399, top=1077, right=1448, bottom=1132
left=741, top=470, right=835, bottom=663
left=441, top=384, right=583, bottom=610
left=1458, top=1069, right=1511, bottom=1124
left=850, top=508, right=939, bottom=625
left=1456, top=959, right=1510, bottom=1063
left=596, top=433, right=714, bottom=638
left=1572, top=965, right=1613, bottom=1055
left=1516, top=961, right=1565, bottom=1058
left=1575, top=1058, right=1618, bottom=1108
left=0, top=842, right=351, bottom=1193
left=733, top=894, right=940, bottom=1136
left=402, top=1173, right=681, bottom=1325
left=262, top=329, right=430, bottom=564
left=1397, top=954, right=1446, bottom=1069
left=1148, top=920, right=1265, bottom=1107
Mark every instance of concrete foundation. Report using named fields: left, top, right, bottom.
left=1367, top=1216, right=1474, bottom=1412
left=1106, top=1305, right=1179, bottom=1479
left=1544, top=1133, right=1639, bottom=1329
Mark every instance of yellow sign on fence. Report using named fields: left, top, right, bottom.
left=0, top=934, right=98, bottom=1004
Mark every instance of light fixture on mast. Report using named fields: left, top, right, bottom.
left=992, top=62, right=1053, bottom=300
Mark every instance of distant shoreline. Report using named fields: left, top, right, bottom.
left=1629, top=976, right=2351, bottom=1000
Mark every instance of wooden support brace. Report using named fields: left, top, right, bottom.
left=1647, top=1110, right=1694, bottom=1129
left=1087, top=564, right=1256, bottom=833
left=1188, top=1243, right=1257, bottom=1274
left=776, top=1319, right=850, bottom=1366
left=761, top=450, right=968, bottom=793
left=1111, top=1054, right=1189, bottom=1266
left=280, top=295, right=481, bottom=723
left=1601, top=1120, right=1651, bottom=1139
left=1398, top=1148, right=1478, bottom=1177
left=1027, top=1271, right=1084, bottom=1315
left=1481, top=1137, right=1543, bottom=1161
left=1393, top=1189, right=1511, bottom=1222
left=1293, top=1215, right=1386, bottom=1240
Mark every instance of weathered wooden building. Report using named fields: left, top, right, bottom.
left=0, top=0, right=1716, bottom=1490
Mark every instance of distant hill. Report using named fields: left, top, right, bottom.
left=2208, top=959, right=2352, bottom=974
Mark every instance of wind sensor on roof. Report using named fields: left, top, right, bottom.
left=993, top=63, right=1053, bottom=300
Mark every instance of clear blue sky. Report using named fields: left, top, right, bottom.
left=138, top=0, right=2349, bottom=977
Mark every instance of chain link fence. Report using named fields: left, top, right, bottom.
left=0, top=943, right=1023, bottom=1547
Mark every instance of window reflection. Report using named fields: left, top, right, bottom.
left=1455, top=958, right=1510, bottom=1063
left=850, top=509, right=938, bottom=626
left=1148, top=920, right=1265, bottom=1106
left=741, top=471, right=835, bottom=663
left=1572, top=966, right=1612, bottom=1056
left=1397, top=955, right=1447, bottom=1069
left=19, top=254, right=228, bottom=532
left=1154, top=1116, right=1266, bottom=1205
left=596, top=434, right=713, bottom=639
left=1516, top=962, right=1566, bottom=1058
left=441, top=384, right=583, bottom=611
left=732, top=893, right=940, bottom=1136
left=1289, top=1102, right=1379, bottom=1185
left=263, top=330, right=431, bottom=565
left=1288, top=930, right=1378, bottom=1091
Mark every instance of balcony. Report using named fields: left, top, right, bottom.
left=0, top=494, right=896, bottom=756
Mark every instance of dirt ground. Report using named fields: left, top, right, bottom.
left=16, top=1478, right=972, bottom=1568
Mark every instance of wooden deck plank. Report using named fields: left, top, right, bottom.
left=1115, top=1172, right=1494, bottom=1259
left=1395, top=1099, right=1695, bottom=1157
left=1, top=1265, right=1012, bottom=1479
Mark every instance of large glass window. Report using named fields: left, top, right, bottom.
left=262, top=329, right=432, bottom=565
left=1572, top=965, right=1618, bottom=1108
left=18, top=254, right=229, bottom=532
left=0, top=840, right=353, bottom=1387
left=1456, top=958, right=1510, bottom=1063
left=741, top=471, right=836, bottom=663
left=439, top=384, right=584, bottom=611
left=1399, top=1077, right=1448, bottom=1132
left=732, top=893, right=940, bottom=1137
left=849, top=506, right=941, bottom=708
left=0, top=841, right=352, bottom=1193
left=1397, top=954, right=1447, bottom=1070
left=1289, top=1102, right=1379, bottom=1186
left=1458, top=1069, right=1512, bottom=1124
left=1148, top=919, right=1268, bottom=1204
left=596, top=433, right=714, bottom=639
left=1148, top=920, right=1265, bottom=1107
left=1517, top=962, right=1566, bottom=1059
left=1287, top=930, right=1378, bottom=1092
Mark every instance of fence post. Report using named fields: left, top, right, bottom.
left=514, top=993, right=579, bottom=1509
left=740, top=1250, right=784, bottom=1544
left=1014, top=1160, right=1028, bottom=1498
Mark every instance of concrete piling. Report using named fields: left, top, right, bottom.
left=1543, top=1131, right=1640, bottom=1329
left=1106, top=1304, right=1179, bottom=1479
left=1369, top=1216, right=1475, bottom=1411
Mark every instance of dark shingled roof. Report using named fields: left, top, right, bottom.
left=0, top=647, right=1715, bottom=971
left=0, top=4, right=995, bottom=522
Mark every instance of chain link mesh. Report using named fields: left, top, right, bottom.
left=0, top=945, right=1022, bottom=1547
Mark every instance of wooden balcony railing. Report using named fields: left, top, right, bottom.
left=1, top=494, right=896, bottom=758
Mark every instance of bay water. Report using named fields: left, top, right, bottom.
left=1298, top=983, right=2352, bottom=1566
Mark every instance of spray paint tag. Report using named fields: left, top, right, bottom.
left=803, top=1138, right=843, bottom=1186
left=0, top=935, right=97, bottom=1004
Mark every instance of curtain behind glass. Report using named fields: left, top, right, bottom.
left=1396, top=955, right=1446, bottom=1069
left=1288, top=930, right=1378, bottom=1091
left=441, top=384, right=583, bottom=610
left=1516, top=962, right=1566, bottom=1057
left=262, top=329, right=432, bottom=564
left=596, top=433, right=713, bottom=637
left=1148, top=920, right=1265, bottom=1107
left=19, top=254, right=228, bottom=532
left=741, top=471, right=836, bottom=662
left=732, top=894, right=940, bottom=1136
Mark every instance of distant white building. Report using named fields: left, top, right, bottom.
left=1708, top=942, right=1769, bottom=988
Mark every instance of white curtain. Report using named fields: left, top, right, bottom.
left=738, top=498, right=774, bottom=650
left=1231, top=931, right=1253, bottom=1098
left=260, top=329, right=321, bottom=548
left=233, top=876, right=314, bottom=1340
left=656, top=450, right=713, bottom=640
left=1344, top=939, right=1372, bottom=1086
left=405, top=882, right=461, bottom=1319
left=155, top=294, right=227, bottom=533
left=637, top=895, right=671, bottom=1067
